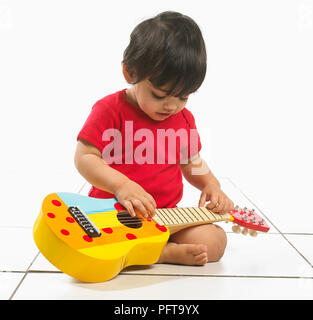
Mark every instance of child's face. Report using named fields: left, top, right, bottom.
left=126, top=80, right=189, bottom=121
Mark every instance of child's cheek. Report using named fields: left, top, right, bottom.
left=143, top=100, right=158, bottom=114
left=139, top=102, right=154, bottom=116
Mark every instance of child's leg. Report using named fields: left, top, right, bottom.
left=157, top=224, right=227, bottom=265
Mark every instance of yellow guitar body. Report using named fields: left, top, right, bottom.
left=33, top=193, right=169, bottom=283
left=34, top=192, right=269, bottom=283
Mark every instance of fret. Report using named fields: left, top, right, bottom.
left=184, top=208, right=200, bottom=222
left=155, top=210, right=169, bottom=225
left=190, top=207, right=205, bottom=222
left=180, top=208, right=193, bottom=222
left=165, top=208, right=180, bottom=224
left=168, top=208, right=184, bottom=224
left=174, top=208, right=189, bottom=223
left=193, top=207, right=209, bottom=221
left=204, top=207, right=217, bottom=221
left=179, top=208, right=193, bottom=223
left=159, top=209, right=175, bottom=225
left=208, top=209, right=220, bottom=221
left=205, top=207, right=220, bottom=221
left=186, top=208, right=199, bottom=221
left=188, top=207, right=206, bottom=222
left=185, top=208, right=199, bottom=222
left=197, top=207, right=215, bottom=222
left=153, top=213, right=166, bottom=226
left=199, top=207, right=214, bottom=221
left=159, top=209, right=174, bottom=225
left=170, top=208, right=184, bottom=223
left=165, top=209, right=180, bottom=225
left=200, top=207, right=225, bottom=222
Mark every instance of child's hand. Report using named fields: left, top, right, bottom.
left=198, top=182, right=234, bottom=214
left=115, top=179, right=157, bottom=218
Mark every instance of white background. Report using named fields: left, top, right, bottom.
left=0, top=0, right=312, bottom=228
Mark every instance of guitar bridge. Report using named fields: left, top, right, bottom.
left=68, top=206, right=101, bottom=238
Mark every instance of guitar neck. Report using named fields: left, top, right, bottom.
left=153, top=206, right=231, bottom=234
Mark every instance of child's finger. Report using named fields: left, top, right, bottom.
left=205, top=194, right=219, bottom=210
left=141, top=196, right=156, bottom=217
left=198, top=192, right=207, bottom=207
left=226, top=199, right=234, bottom=213
left=221, top=200, right=231, bottom=214
left=121, top=200, right=137, bottom=217
left=212, top=196, right=226, bottom=213
left=131, top=199, right=149, bottom=217
left=145, top=193, right=157, bottom=210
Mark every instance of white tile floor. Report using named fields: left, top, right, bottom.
left=1, top=178, right=312, bottom=300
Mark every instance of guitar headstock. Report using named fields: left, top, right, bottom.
left=229, top=205, right=270, bottom=236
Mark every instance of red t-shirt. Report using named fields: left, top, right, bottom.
left=77, top=89, right=201, bottom=208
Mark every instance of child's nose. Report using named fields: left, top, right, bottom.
left=163, top=106, right=176, bottom=113
left=163, top=102, right=176, bottom=112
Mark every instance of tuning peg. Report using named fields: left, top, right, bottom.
left=241, top=228, right=249, bottom=235
left=249, top=229, right=258, bottom=237
left=232, top=225, right=241, bottom=233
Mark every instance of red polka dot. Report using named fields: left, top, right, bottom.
left=155, top=224, right=167, bottom=232
left=60, top=229, right=69, bottom=236
left=114, top=203, right=125, bottom=211
left=66, top=217, right=75, bottom=223
left=52, top=200, right=61, bottom=207
left=126, top=233, right=137, bottom=240
left=83, top=235, right=93, bottom=242
left=47, top=212, right=55, bottom=218
left=147, top=218, right=152, bottom=222
left=102, top=227, right=113, bottom=234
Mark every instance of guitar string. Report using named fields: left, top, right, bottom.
left=70, top=212, right=229, bottom=227
left=67, top=211, right=262, bottom=229
left=65, top=210, right=264, bottom=230
left=82, top=207, right=228, bottom=223
left=82, top=207, right=229, bottom=222
left=64, top=206, right=264, bottom=230
left=75, top=218, right=229, bottom=229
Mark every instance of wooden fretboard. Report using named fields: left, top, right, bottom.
left=153, top=206, right=230, bottom=227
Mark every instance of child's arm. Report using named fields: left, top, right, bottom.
left=74, top=139, right=156, bottom=217
left=180, top=153, right=234, bottom=214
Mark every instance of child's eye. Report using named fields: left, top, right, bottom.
left=152, top=92, right=188, bottom=102
left=152, top=92, right=166, bottom=100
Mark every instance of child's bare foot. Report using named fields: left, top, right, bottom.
left=157, top=242, right=208, bottom=265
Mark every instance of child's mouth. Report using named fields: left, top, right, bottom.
left=156, top=112, right=171, bottom=117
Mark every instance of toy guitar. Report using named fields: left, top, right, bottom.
left=33, top=192, right=269, bottom=283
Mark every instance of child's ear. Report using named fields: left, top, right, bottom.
left=122, top=62, right=136, bottom=84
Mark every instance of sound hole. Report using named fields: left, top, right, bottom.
left=117, top=211, right=142, bottom=229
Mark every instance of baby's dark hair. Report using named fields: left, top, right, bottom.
left=122, top=11, right=207, bottom=97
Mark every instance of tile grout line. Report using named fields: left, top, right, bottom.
left=225, top=178, right=281, bottom=233
left=8, top=252, right=40, bottom=300
left=118, top=273, right=313, bottom=279
left=12, top=269, right=313, bottom=279
left=281, top=232, right=313, bottom=236
left=0, top=270, right=26, bottom=273
left=77, top=181, right=87, bottom=194
left=226, top=177, right=313, bottom=268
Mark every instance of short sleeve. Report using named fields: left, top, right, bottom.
left=180, top=108, right=202, bottom=161
left=77, top=100, right=119, bottom=153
